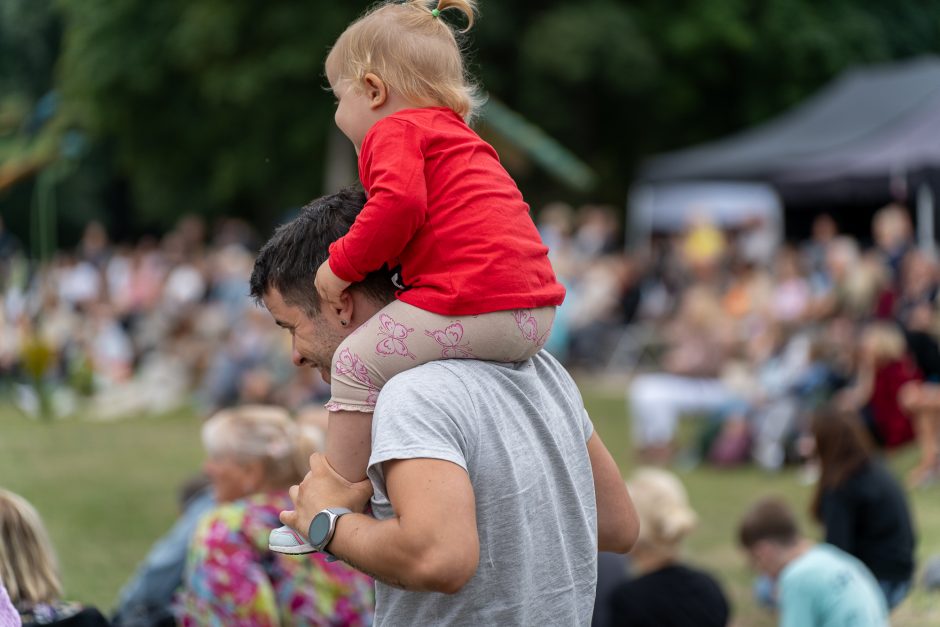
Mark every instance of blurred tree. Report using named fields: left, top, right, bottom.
left=3, top=0, right=936, bottom=236
left=0, top=0, right=60, bottom=100
left=494, top=0, right=940, bottom=208
left=57, top=0, right=360, bottom=229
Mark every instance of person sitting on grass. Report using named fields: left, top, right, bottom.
left=0, top=488, right=110, bottom=627
left=606, top=468, right=730, bottom=627
left=111, top=475, right=214, bottom=627
left=174, top=405, right=374, bottom=626
left=809, top=409, right=915, bottom=610
left=737, top=496, right=888, bottom=627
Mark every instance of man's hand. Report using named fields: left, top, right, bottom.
left=280, top=453, right=373, bottom=537
left=315, top=259, right=352, bottom=314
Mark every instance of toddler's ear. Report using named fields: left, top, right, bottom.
left=362, top=73, right=388, bottom=109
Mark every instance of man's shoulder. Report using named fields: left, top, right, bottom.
left=381, top=352, right=576, bottom=402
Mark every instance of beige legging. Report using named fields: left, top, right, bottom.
left=325, top=300, right=555, bottom=412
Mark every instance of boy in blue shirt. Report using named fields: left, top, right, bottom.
left=738, top=497, right=889, bottom=627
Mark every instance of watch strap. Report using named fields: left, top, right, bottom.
left=308, top=507, right=352, bottom=555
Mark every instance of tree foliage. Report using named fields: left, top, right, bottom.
left=56, top=0, right=360, bottom=227
left=3, top=0, right=940, bottom=236
left=492, top=0, right=940, bottom=206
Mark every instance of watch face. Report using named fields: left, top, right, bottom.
left=309, top=512, right=331, bottom=545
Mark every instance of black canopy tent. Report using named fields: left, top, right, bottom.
left=636, top=56, right=940, bottom=243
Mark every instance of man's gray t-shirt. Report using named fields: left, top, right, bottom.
left=367, top=352, right=598, bottom=626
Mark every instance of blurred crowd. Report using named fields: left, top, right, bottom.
left=4, top=200, right=940, bottom=626
left=614, top=204, right=940, bottom=488
left=4, top=200, right=940, bottom=488
left=0, top=200, right=639, bottom=422
left=0, top=215, right=328, bottom=421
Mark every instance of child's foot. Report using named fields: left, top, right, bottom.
left=269, top=525, right=315, bottom=554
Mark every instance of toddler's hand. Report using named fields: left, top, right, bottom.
left=315, top=259, right=352, bottom=312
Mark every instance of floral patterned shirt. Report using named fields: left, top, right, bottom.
left=176, top=491, right=374, bottom=626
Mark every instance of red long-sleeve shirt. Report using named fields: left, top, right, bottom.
left=328, top=107, right=565, bottom=316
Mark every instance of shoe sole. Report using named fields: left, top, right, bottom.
left=269, top=543, right=316, bottom=555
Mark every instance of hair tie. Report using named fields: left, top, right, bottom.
left=431, top=8, right=440, bottom=17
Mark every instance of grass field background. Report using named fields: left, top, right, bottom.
left=2, top=380, right=938, bottom=625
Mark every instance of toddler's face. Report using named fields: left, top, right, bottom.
left=327, top=63, right=383, bottom=154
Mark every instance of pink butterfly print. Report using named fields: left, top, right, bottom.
left=513, top=310, right=550, bottom=347
left=334, top=348, right=373, bottom=385
left=332, top=348, right=379, bottom=405
left=375, top=314, right=416, bottom=359
left=425, top=322, right=474, bottom=359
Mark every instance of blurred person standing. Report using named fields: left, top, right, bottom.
left=809, top=409, right=915, bottom=609
left=872, top=203, right=914, bottom=284
left=837, top=323, right=920, bottom=448
left=894, top=249, right=939, bottom=327
left=0, top=489, right=110, bottom=626
left=536, top=201, right=576, bottom=259
left=175, top=405, right=374, bottom=626
left=738, top=497, right=888, bottom=627
left=606, top=468, right=730, bottom=627
left=898, top=301, right=940, bottom=486
left=160, top=233, right=207, bottom=312
left=574, top=204, right=620, bottom=262
left=680, top=214, right=726, bottom=283
left=628, top=286, right=739, bottom=462
left=567, top=256, right=637, bottom=368
left=55, top=255, right=101, bottom=309
left=770, top=246, right=811, bottom=323
left=721, top=259, right=773, bottom=328
left=78, top=221, right=111, bottom=270
left=802, top=214, right=838, bottom=274
left=806, top=236, right=890, bottom=320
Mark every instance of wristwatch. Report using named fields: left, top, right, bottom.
left=308, top=507, right=352, bottom=554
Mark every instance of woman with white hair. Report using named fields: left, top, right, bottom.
left=606, top=468, right=730, bottom=627
left=175, top=405, right=374, bottom=626
left=0, top=488, right=110, bottom=626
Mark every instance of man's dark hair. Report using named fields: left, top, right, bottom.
left=737, top=496, right=800, bottom=549
left=249, top=186, right=396, bottom=315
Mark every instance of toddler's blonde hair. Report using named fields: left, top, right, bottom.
left=326, top=0, right=483, bottom=121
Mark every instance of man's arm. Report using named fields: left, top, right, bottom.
left=588, top=432, right=639, bottom=553
left=283, top=453, right=479, bottom=594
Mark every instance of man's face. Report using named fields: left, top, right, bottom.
left=746, top=541, right=781, bottom=578
left=262, top=287, right=344, bottom=383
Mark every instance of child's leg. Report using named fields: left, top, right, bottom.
left=438, top=307, right=556, bottom=362
left=324, top=303, right=556, bottom=481
left=325, top=411, right=373, bottom=483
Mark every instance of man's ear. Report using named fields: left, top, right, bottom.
left=362, top=73, right=388, bottom=109
left=334, top=289, right=355, bottom=326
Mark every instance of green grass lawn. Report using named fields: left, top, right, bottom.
left=2, top=383, right=938, bottom=625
